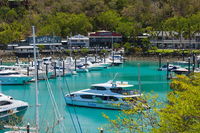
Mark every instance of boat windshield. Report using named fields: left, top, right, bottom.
left=110, top=87, right=140, bottom=95
left=0, top=101, right=12, bottom=106
left=90, top=86, right=106, bottom=90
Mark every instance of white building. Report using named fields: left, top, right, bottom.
left=148, top=31, right=200, bottom=49
left=68, top=34, right=89, bottom=48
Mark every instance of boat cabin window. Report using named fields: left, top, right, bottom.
left=108, top=96, right=119, bottom=101
left=80, top=95, right=93, bottom=99
left=95, top=95, right=108, bottom=100
left=0, top=101, right=12, bottom=106
left=91, top=86, right=106, bottom=90
left=110, top=87, right=123, bottom=93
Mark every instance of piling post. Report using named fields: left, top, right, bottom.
left=36, top=61, right=39, bottom=80
left=0, top=59, right=2, bottom=65
left=188, top=57, right=191, bottom=74
left=158, top=53, right=162, bottom=68
left=99, top=128, right=104, bottom=133
left=54, top=62, right=57, bottom=77
left=74, top=57, right=77, bottom=71
left=16, top=56, right=19, bottom=64
left=112, top=51, right=114, bottom=65
left=63, top=60, right=65, bottom=76
left=193, top=53, right=196, bottom=72
left=27, top=66, right=29, bottom=76
left=85, top=56, right=87, bottom=68
left=45, top=64, right=48, bottom=78
left=166, top=62, right=169, bottom=80
left=28, top=54, right=30, bottom=63
left=95, top=55, right=97, bottom=63
left=182, top=50, right=185, bottom=61
left=120, top=51, right=123, bottom=62
left=27, top=123, right=30, bottom=133
left=103, top=53, right=106, bottom=63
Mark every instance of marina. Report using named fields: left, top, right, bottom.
left=0, top=60, right=170, bottom=133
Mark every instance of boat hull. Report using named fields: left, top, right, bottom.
left=65, top=99, right=129, bottom=110
left=0, top=106, right=28, bottom=128
left=0, top=77, right=33, bottom=85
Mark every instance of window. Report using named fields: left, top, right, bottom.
left=80, top=95, right=93, bottom=99
left=108, top=96, right=119, bottom=101
left=95, top=96, right=108, bottom=100
left=90, top=86, right=106, bottom=90
left=0, top=101, right=12, bottom=106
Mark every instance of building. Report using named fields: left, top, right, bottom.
left=68, top=34, right=89, bottom=48
left=142, top=31, right=200, bottom=49
left=14, top=46, right=39, bottom=56
left=88, top=30, right=122, bottom=48
left=20, top=36, right=62, bottom=50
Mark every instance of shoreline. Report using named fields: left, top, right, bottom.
left=0, top=55, right=186, bottom=63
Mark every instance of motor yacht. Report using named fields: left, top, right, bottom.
left=65, top=81, right=146, bottom=110
left=0, top=67, right=33, bottom=85
left=0, top=93, right=28, bottom=126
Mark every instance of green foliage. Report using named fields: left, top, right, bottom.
left=100, top=49, right=108, bottom=54
left=96, top=10, right=121, bottom=31
left=153, top=74, right=200, bottom=132
left=37, top=44, right=45, bottom=50
left=103, top=94, right=162, bottom=132
left=1, top=0, right=200, bottom=47
left=104, top=74, right=200, bottom=133
left=80, top=48, right=89, bottom=56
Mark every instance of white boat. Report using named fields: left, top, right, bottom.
left=87, top=62, right=105, bottom=71
left=158, top=64, right=180, bottom=71
left=65, top=81, right=146, bottom=110
left=0, top=69, right=33, bottom=85
left=0, top=93, right=28, bottom=126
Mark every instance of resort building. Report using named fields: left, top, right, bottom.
left=18, top=36, right=62, bottom=50
left=147, top=31, right=200, bottom=49
left=88, top=30, right=122, bottom=48
left=68, top=34, right=89, bottom=48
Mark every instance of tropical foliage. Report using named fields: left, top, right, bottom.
left=104, top=73, right=200, bottom=132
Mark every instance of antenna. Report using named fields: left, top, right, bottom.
left=112, top=72, right=118, bottom=81
left=32, top=26, right=39, bottom=133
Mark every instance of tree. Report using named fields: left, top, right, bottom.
left=96, top=10, right=121, bottom=31
left=153, top=74, right=200, bottom=132
left=104, top=73, right=200, bottom=133
left=103, top=94, right=162, bottom=132
left=80, top=48, right=89, bottom=56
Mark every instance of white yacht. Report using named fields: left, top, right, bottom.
left=65, top=81, right=146, bottom=110
left=0, top=68, right=33, bottom=85
left=0, top=93, right=28, bottom=126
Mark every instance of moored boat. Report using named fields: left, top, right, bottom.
left=0, top=93, right=28, bottom=126
left=65, top=80, right=146, bottom=110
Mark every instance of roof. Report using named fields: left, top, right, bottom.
left=92, top=81, right=134, bottom=88
left=69, top=34, right=89, bottom=40
left=15, top=46, right=38, bottom=49
left=29, top=43, right=62, bottom=46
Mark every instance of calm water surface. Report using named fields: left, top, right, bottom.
left=0, top=61, right=170, bottom=133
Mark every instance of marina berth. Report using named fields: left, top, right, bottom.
left=65, top=81, right=146, bottom=110
left=0, top=93, right=28, bottom=126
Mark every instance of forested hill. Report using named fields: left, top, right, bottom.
left=0, top=0, right=200, bottom=45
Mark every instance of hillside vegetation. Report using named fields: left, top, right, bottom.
left=0, top=0, right=200, bottom=45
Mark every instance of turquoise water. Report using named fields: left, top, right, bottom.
left=0, top=61, right=170, bottom=133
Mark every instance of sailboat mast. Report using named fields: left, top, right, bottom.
left=32, top=26, right=39, bottom=133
